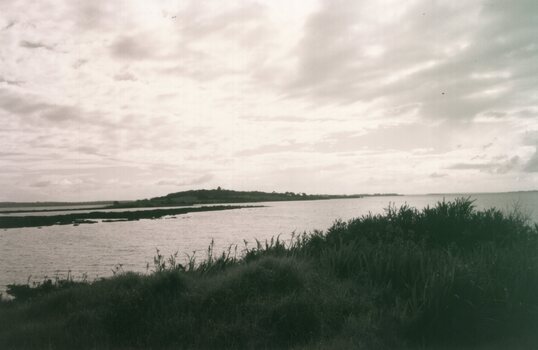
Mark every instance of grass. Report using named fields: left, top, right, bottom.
left=1, top=198, right=538, bottom=349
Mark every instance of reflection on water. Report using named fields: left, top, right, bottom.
left=0, top=192, right=536, bottom=291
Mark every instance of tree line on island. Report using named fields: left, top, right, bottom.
left=0, top=188, right=399, bottom=228
left=109, top=187, right=400, bottom=209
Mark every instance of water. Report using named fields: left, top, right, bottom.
left=0, top=204, right=108, bottom=213
left=1, top=192, right=536, bottom=292
left=0, top=205, right=193, bottom=217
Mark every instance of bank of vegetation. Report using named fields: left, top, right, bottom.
left=0, top=205, right=249, bottom=229
left=1, top=199, right=537, bottom=349
left=108, top=188, right=398, bottom=209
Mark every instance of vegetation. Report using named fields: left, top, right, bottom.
left=0, top=205, right=251, bottom=229
left=1, top=198, right=538, bottom=349
left=0, top=188, right=400, bottom=214
left=109, top=188, right=399, bottom=209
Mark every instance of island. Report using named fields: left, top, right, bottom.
left=107, top=187, right=401, bottom=209
left=0, top=188, right=401, bottom=229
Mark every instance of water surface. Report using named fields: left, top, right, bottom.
left=1, top=192, right=536, bottom=292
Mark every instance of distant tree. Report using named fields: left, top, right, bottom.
left=217, top=186, right=222, bottom=191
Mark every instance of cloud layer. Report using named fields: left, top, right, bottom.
left=0, top=0, right=536, bottom=201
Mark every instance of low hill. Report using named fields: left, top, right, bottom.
left=109, top=188, right=398, bottom=208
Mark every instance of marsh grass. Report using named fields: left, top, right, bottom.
left=1, top=198, right=538, bottom=349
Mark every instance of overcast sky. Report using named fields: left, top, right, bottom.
left=1, top=0, right=537, bottom=201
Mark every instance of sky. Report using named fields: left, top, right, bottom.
left=0, top=0, right=537, bottom=201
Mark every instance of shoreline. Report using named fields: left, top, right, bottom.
left=0, top=205, right=259, bottom=229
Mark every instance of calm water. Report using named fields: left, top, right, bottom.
left=1, top=193, right=536, bottom=292
left=0, top=204, right=108, bottom=213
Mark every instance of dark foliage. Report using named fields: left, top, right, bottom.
left=0, top=205, right=249, bottom=229
left=110, top=188, right=374, bottom=209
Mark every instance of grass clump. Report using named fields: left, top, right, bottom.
left=1, top=198, right=538, bottom=349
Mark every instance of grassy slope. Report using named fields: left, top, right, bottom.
left=1, top=199, right=538, bottom=349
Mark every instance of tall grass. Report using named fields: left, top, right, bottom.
left=1, top=198, right=537, bottom=349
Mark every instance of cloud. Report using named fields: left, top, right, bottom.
left=313, top=123, right=453, bottom=153
left=29, top=178, right=94, bottom=189
left=0, top=0, right=535, bottom=200
left=76, top=146, right=103, bottom=156
left=176, top=2, right=266, bottom=40
left=2, top=21, right=15, bottom=31
left=237, top=122, right=456, bottom=157
left=430, top=172, right=448, bottom=178
left=72, top=1, right=112, bottom=30
left=20, top=40, right=54, bottom=51
left=0, top=76, right=23, bottom=86
left=241, top=115, right=344, bottom=123
left=110, top=35, right=157, bottom=60
left=40, top=105, right=80, bottom=122
left=149, top=2, right=270, bottom=82
left=0, top=88, right=115, bottom=128
left=281, top=0, right=538, bottom=121
left=449, top=156, right=521, bottom=174
left=522, top=131, right=538, bottom=146
left=0, top=89, right=50, bottom=115
left=242, top=115, right=307, bottom=123
left=30, top=180, right=52, bottom=188
left=156, top=174, right=214, bottom=187
left=236, top=141, right=307, bottom=156
left=516, top=129, right=537, bottom=172
left=524, top=146, right=538, bottom=172
left=72, top=59, right=88, bottom=69
left=113, top=71, right=137, bottom=81
left=0, top=151, right=25, bottom=157
left=0, top=89, right=77, bottom=123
